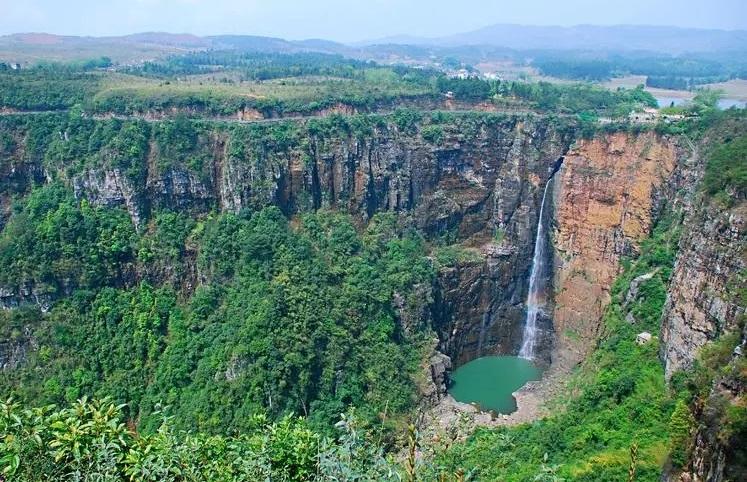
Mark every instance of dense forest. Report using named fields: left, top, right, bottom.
left=531, top=51, right=747, bottom=89
left=0, top=187, right=436, bottom=435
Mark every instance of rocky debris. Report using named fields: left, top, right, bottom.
left=416, top=358, right=570, bottom=451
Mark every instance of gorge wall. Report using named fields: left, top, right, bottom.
left=2, top=113, right=743, bottom=453
left=660, top=194, right=746, bottom=380
left=658, top=123, right=747, bottom=482
left=552, top=132, right=678, bottom=368
left=0, top=114, right=703, bottom=373
left=0, top=113, right=576, bottom=368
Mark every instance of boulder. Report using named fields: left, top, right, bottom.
left=636, top=332, right=653, bottom=345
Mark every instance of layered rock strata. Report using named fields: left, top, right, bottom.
left=552, top=132, right=677, bottom=368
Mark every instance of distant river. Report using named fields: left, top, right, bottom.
left=448, top=355, right=541, bottom=414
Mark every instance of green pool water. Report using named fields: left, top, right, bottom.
left=448, top=356, right=541, bottom=414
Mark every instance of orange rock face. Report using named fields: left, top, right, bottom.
left=552, top=132, right=676, bottom=367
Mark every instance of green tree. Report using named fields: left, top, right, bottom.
left=668, top=400, right=694, bottom=468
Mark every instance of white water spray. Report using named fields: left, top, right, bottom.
left=518, top=177, right=553, bottom=360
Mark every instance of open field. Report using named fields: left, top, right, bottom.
left=0, top=35, right=194, bottom=64
left=89, top=69, right=434, bottom=114
left=704, top=78, right=747, bottom=100
left=603, top=75, right=747, bottom=101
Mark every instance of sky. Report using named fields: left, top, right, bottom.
left=1, top=0, right=745, bottom=42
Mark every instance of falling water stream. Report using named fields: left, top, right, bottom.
left=448, top=159, right=563, bottom=413
left=518, top=179, right=552, bottom=359
left=519, top=158, right=563, bottom=359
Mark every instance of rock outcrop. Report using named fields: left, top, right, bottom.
left=660, top=200, right=746, bottom=379
left=422, top=351, right=453, bottom=405
left=0, top=326, right=37, bottom=371
left=74, top=169, right=146, bottom=229
left=669, top=323, right=746, bottom=482
left=552, top=132, right=677, bottom=368
left=657, top=154, right=746, bottom=482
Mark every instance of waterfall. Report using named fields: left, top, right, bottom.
left=519, top=160, right=561, bottom=360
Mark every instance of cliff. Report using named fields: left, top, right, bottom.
left=658, top=122, right=747, bottom=481
left=548, top=126, right=745, bottom=480
left=0, top=115, right=702, bottom=373
left=661, top=202, right=745, bottom=378
left=2, top=112, right=744, bottom=476
left=0, top=113, right=577, bottom=368
left=552, top=132, right=677, bottom=368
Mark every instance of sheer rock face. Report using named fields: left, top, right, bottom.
left=655, top=122, right=746, bottom=482
left=0, top=115, right=577, bottom=367
left=686, top=353, right=746, bottom=482
left=659, top=194, right=745, bottom=482
left=669, top=324, right=746, bottom=482
left=660, top=201, right=746, bottom=379
left=420, top=119, right=572, bottom=365
left=552, top=132, right=677, bottom=368
left=61, top=116, right=573, bottom=238
left=0, top=138, right=46, bottom=227
left=0, top=326, right=37, bottom=371
left=73, top=169, right=146, bottom=229
left=71, top=117, right=575, bottom=365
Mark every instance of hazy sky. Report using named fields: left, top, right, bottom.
left=1, top=0, right=745, bottom=41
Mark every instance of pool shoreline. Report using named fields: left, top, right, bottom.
left=447, top=355, right=542, bottom=415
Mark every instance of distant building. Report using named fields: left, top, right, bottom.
left=629, top=107, right=691, bottom=124
left=9, top=63, right=21, bottom=70
left=661, top=113, right=686, bottom=123
left=447, top=68, right=475, bottom=80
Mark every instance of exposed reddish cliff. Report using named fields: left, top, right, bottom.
left=552, top=132, right=677, bottom=367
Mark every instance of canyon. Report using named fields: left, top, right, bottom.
left=0, top=111, right=744, bottom=480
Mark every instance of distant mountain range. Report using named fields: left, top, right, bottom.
left=2, top=24, right=746, bottom=65
left=0, top=31, right=361, bottom=63
left=362, top=24, right=747, bottom=54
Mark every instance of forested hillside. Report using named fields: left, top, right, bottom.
left=0, top=189, right=436, bottom=434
